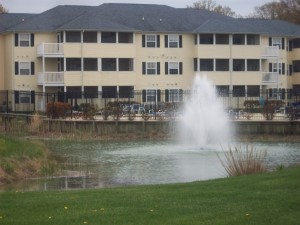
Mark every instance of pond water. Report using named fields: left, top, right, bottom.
left=1, top=140, right=300, bottom=192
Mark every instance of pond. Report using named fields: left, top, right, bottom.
left=1, top=140, right=300, bottom=192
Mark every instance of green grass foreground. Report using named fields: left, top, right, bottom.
left=0, top=167, right=299, bottom=225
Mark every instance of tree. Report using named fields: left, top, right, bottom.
left=187, top=0, right=238, bottom=17
left=251, top=0, right=300, bottom=24
left=0, top=3, right=8, bottom=13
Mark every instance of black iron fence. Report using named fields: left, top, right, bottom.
left=0, top=89, right=300, bottom=121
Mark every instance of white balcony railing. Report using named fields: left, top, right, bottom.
left=261, top=46, right=279, bottom=58
left=262, top=72, right=279, bottom=84
left=38, top=72, right=64, bottom=85
left=37, top=43, right=64, bottom=56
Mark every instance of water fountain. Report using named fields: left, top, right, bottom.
left=179, top=74, right=232, bottom=147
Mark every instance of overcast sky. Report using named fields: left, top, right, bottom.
left=2, top=0, right=274, bottom=16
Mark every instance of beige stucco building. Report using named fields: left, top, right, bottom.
left=1, top=3, right=300, bottom=112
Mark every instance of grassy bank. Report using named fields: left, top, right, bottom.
left=0, top=136, right=56, bottom=185
left=0, top=166, right=299, bottom=225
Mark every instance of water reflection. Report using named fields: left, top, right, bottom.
left=1, top=141, right=299, bottom=192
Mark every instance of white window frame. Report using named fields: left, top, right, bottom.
left=146, top=34, right=157, bottom=48
left=272, top=37, right=282, bottom=49
left=19, top=33, right=30, bottom=47
left=146, top=62, right=158, bottom=75
left=19, top=62, right=31, bottom=75
left=146, top=89, right=157, bottom=102
left=272, top=62, right=282, bottom=74
left=168, top=62, right=180, bottom=75
left=168, top=89, right=183, bottom=102
left=19, top=91, right=31, bottom=104
left=168, top=34, right=179, bottom=48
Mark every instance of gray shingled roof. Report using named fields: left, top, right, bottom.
left=4, top=5, right=92, bottom=32
left=57, top=3, right=234, bottom=32
left=0, top=13, right=35, bottom=32
left=1, top=3, right=300, bottom=36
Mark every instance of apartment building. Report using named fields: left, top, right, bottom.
left=0, top=3, right=300, bottom=111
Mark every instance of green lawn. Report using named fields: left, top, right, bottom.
left=0, top=166, right=299, bottom=225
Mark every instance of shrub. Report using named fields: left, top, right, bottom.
left=46, top=102, right=71, bottom=119
left=80, top=103, right=98, bottom=120
left=217, top=145, right=267, bottom=177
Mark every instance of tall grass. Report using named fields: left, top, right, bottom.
left=218, top=145, right=267, bottom=177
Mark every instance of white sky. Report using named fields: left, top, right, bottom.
left=2, top=0, right=273, bottom=16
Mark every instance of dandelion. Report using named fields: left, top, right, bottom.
left=64, top=206, right=68, bottom=210
left=83, top=221, right=88, bottom=224
left=150, top=209, right=154, bottom=212
left=48, top=216, right=52, bottom=219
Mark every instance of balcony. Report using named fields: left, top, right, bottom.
left=262, top=72, right=279, bottom=85
left=261, top=46, right=279, bottom=58
left=38, top=72, right=64, bottom=86
left=37, top=43, right=64, bottom=57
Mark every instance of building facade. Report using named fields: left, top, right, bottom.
left=1, top=3, right=300, bottom=112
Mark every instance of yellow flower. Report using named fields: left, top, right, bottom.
left=64, top=206, right=68, bottom=210
left=48, top=216, right=52, bottom=219
left=83, top=221, right=88, bottom=224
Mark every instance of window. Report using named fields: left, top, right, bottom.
left=165, top=62, right=183, bottom=75
left=270, top=63, right=285, bottom=75
left=84, top=58, right=98, bottom=71
left=143, top=89, right=161, bottom=102
left=293, top=60, right=300, bottom=73
left=66, top=31, right=81, bottom=43
left=143, top=62, right=160, bottom=75
left=200, top=59, right=213, bottom=71
left=165, top=34, right=182, bottom=48
left=102, top=86, right=117, bottom=98
left=118, top=32, right=133, bottom=43
left=66, top=58, right=81, bottom=71
left=233, top=59, right=245, bottom=71
left=233, top=34, right=245, bottom=45
left=247, top=34, right=260, bottom=45
left=66, top=86, right=82, bottom=99
left=216, top=59, right=229, bottom=71
left=119, top=86, right=134, bottom=98
left=247, top=59, right=260, bottom=71
left=19, top=33, right=30, bottom=46
left=19, top=62, right=30, bottom=75
left=83, top=31, right=97, bottom=43
left=19, top=91, right=31, bottom=103
left=102, top=58, right=117, bottom=71
left=15, top=33, right=34, bottom=47
left=101, top=32, right=116, bottom=43
left=15, top=62, right=34, bottom=75
left=293, top=38, right=300, bottom=49
left=84, top=86, right=98, bottom=98
left=271, top=37, right=282, bottom=49
left=142, top=34, right=160, bottom=48
left=215, top=34, right=229, bottom=44
left=200, top=34, right=214, bottom=44
left=14, top=91, right=35, bottom=104
left=247, top=85, right=260, bottom=97
left=216, top=86, right=229, bottom=97
left=119, top=58, right=134, bottom=71
left=165, top=89, right=183, bottom=102
left=233, top=86, right=245, bottom=97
